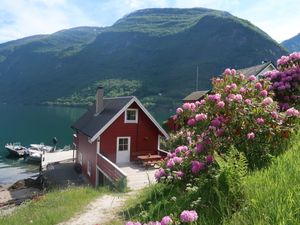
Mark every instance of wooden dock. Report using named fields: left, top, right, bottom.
left=41, top=150, right=75, bottom=170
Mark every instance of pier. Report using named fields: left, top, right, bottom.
left=41, top=150, right=75, bottom=171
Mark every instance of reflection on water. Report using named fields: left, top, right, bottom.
left=0, top=104, right=86, bottom=185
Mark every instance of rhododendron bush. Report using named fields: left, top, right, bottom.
left=265, top=52, right=300, bottom=110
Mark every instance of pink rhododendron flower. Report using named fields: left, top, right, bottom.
left=224, top=68, right=232, bottom=75
left=286, top=107, right=300, bottom=117
left=206, top=155, right=214, bottom=164
left=187, top=118, right=196, bottom=126
left=200, top=99, right=206, bottom=105
left=176, top=107, right=183, bottom=114
left=173, top=157, right=183, bottom=164
left=196, top=143, right=204, bottom=153
left=262, top=97, right=273, bottom=106
left=191, top=161, right=205, bottom=173
left=255, top=82, right=263, bottom=90
left=208, top=93, right=221, bottom=102
left=260, top=90, right=268, bottom=97
left=235, top=94, right=243, bottom=102
left=239, top=87, right=247, bottom=93
left=154, top=168, right=166, bottom=181
left=172, top=115, right=177, bottom=120
left=244, top=99, right=252, bottom=105
left=247, top=132, right=255, bottom=140
left=230, top=83, right=237, bottom=89
left=180, top=210, right=198, bottom=223
left=211, top=118, right=222, bottom=128
left=217, top=101, right=225, bottom=108
left=175, top=171, right=184, bottom=178
left=161, top=216, right=172, bottom=225
left=271, top=111, right=279, bottom=119
left=256, top=117, right=265, bottom=124
left=148, top=221, right=161, bottom=225
left=182, top=103, right=191, bottom=110
left=166, top=159, right=175, bottom=168
left=126, top=221, right=141, bottom=225
left=216, top=128, right=224, bottom=137
left=248, top=75, right=257, bottom=81
left=195, top=113, right=207, bottom=121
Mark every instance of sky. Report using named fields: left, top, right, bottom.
left=0, top=0, right=299, bottom=44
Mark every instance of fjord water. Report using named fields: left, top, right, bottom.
left=0, top=104, right=85, bottom=185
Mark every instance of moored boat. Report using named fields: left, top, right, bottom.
left=4, top=143, right=28, bottom=157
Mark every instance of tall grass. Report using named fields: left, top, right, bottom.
left=0, top=186, right=109, bottom=225
left=226, top=132, right=300, bottom=225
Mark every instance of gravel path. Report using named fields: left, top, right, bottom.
left=58, top=192, right=135, bottom=225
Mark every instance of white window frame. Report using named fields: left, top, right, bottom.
left=97, top=137, right=100, bottom=154
left=87, top=160, right=91, bottom=176
left=117, top=137, right=131, bottom=152
left=78, top=152, right=83, bottom=165
left=125, top=108, right=138, bottom=123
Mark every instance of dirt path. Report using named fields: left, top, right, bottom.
left=58, top=191, right=135, bottom=225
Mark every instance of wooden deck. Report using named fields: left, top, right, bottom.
left=41, top=150, right=75, bottom=170
left=117, top=163, right=157, bottom=190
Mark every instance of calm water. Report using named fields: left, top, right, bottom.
left=0, top=104, right=85, bottom=185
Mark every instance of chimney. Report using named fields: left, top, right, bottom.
left=95, top=86, right=104, bottom=115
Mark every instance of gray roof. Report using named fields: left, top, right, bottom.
left=238, top=61, right=274, bottom=77
left=183, top=90, right=210, bottom=101
left=72, top=96, right=134, bottom=137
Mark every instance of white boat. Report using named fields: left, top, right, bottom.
left=4, top=143, right=28, bottom=157
left=30, top=143, right=53, bottom=152
left=26, top=143, right=53, bottom=162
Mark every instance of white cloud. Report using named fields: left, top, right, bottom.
left=0, top=0, right=299, bottom=43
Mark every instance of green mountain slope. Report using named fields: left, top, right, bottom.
left=282, top=33, right=300, bottom=52
left=0, top=8, right=287, bottom=119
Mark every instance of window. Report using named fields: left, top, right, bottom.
left=125, top=109, right=138, bottom=123
left=117, top=137, right=129, bottom=151
left=78, top=152, right=83, bottom=165
left=87, top=161, right=91, bottom=176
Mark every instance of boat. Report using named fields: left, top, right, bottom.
left=4, top=143, right=28, bottom=157
left=26, top=143, right=53, bottom=163
left=30, top=143, right=53, bottom=152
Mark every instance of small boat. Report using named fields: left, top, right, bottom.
left=26, top=143, right=53, bottom=163
left=4, top=143, right=28, bottom=157
left=30, top=143, right=53, bottom=152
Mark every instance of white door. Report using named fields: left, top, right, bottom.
left=116, top=137, right=131, bottom=163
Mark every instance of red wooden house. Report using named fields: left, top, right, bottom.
left=72, top=87, right=169, bottom=187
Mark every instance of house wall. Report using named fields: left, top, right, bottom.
left=99, top=102, right=161, bottom=163
left=76, top=132, right=97, bottom=186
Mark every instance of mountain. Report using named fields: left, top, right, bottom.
left=0, top=8, right=287, bottom=120
left=281, top=33, right=300, bottom=52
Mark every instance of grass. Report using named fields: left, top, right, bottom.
left=110, top=130, right=300, bottom=225
left=226, top=132, right=300, bottom=225
left=0, top=186, right=109, bottom=225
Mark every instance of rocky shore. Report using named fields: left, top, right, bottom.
left=0, top=177, right=43, bottom=216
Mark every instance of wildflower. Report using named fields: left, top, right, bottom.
left=180, top=210, right=198, bottom=223
left=248, top=75, right=257, bottom=81
left=247, top=132, right=255, bottom=140
left=195, top=113, right=207, bottom=121
left=161, top=216, right=172, bottom=225
left=217, top=101, right=225, bottom=108
left=262, top=97, right=273, bottom=106
left=191, top=161, right=205, bottom=174
left=256, top=117, right=265, bottom=124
